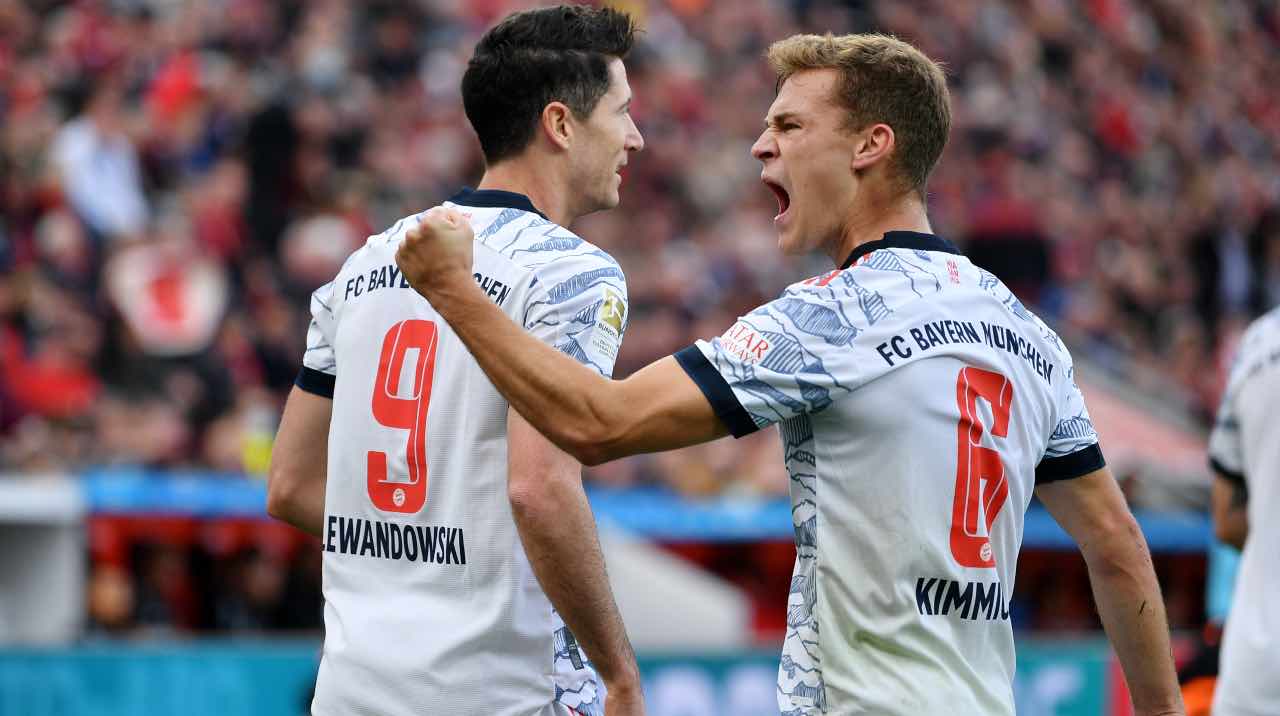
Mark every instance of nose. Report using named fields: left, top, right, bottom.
left=751, top=129, right=776, bottom=162
left=626, top=117, right=644, bottom=153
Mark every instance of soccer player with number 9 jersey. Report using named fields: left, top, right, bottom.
left=268, top=7, right=645, bottom=716
left=395, top=33, right=1187, bottom=716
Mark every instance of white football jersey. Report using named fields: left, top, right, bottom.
left=674, top=232, right=1103, bottom=715
left=1208, top=306, right=1280, bottom=716
left=296, top=189, right=628, bottom=716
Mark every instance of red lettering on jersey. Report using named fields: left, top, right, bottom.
left=949, top=367, right=1013, bottom=569
left=367, top=320, right=438, bottom=513
left=718, top=320, right=774, bottom=366
left=815, top=269, right=843, bottom=287
left=947, top=259, right=961, bottom=285
left=802, top=269, right=844, bottom=286
left=752, top=337, right=770, bottom=359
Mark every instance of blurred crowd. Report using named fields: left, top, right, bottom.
left=2, top=0, right=1278, bottom=499
left=85, top=516, right=321, bottom=635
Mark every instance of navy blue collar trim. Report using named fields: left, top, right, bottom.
left=447, top=188, right=547, bottom=220
left=839, top=231, right=961, bottom=269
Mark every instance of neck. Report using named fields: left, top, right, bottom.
left=477, top=158, right=575, bottom=227
left=828, top=190, right=933, bottom=266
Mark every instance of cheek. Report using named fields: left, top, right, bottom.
left=797, top=159, right=849, bottom=211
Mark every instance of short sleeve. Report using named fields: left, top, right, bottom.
left=295, top=281, right=338, bottom=398
left=1208, top=370, right=1246, bottom=487
left=523, top=254, right=628, bottom=378
left=675, top=285, right=893, bottom=437
left=1035, top=367, right=1105, bottom=484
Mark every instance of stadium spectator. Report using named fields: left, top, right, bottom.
left=0, top=0, right=1275, bottom=644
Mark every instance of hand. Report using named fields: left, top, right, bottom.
left=603, top=679, right=645, bottom=716
left=395, top=206, right=475, bottom=299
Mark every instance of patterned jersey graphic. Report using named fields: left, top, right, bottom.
left=302, top=199, right=626, bottom=716
left=685, top=242, right=1101, bottom=715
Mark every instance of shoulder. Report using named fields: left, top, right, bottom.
left=1240, top=306, right=1280, bottom=355
left=1224, top=306, right=1280, bottom=385
left=510, top=229, right=627, bottom=306
left=487, top=216, right=621, bottom=276
left=365, top=209, right=428, bottom=249
left=764, top=248, right=951, bottom=332
left=962, top=258, right=1071, bottom=360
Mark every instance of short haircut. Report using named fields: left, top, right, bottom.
left=462, top=5, right=637, bottom=165
left=767, top=33, right=951, bottom=194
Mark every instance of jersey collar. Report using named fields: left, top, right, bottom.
left=446, top=188, right=548, bottom=220
left=839, top=230, right=961, bottom=269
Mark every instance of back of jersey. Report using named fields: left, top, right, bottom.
left=676, top=233, right=1103, bottom=716
left=297, top=190, right=628, bottom=716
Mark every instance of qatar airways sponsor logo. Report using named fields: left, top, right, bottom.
left=717, top=321, right=773, bottom=366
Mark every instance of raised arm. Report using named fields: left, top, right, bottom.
left=1036, top=467, right=1183, bottom=716
left=395, top=207, right=726, bottom=465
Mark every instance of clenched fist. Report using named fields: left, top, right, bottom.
left=395, top=206, right=475, bottom=298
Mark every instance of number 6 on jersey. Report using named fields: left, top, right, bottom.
left=951, top=366, right=1013, bottom=568
left=367, top=319, right=439, bottom=513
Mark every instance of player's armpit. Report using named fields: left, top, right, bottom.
left=267, top=386, right=332, bottom=537
left=1209, top=470, right=1248, bottom=549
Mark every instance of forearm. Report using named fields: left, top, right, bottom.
left=428, top=274, right=622, bottom=458
left=1084, top=523, right=1182, bottom=715
left=399, top=210, right=728, bottom=464
left=510, top=480, right=639, bottom=688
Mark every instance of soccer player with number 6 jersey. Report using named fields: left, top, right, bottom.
left=268, top=6, right=645, bottom=716
left=396, top=33, right=1186, bottom=716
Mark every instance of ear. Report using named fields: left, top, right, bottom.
left=540, top=101, right=574, bottom=151
left=851, top=123, right=895, bottom=173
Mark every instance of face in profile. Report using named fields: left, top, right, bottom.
left=751, top=69, right=863, bottom=257
left=568, top=58, right=645, bottom=215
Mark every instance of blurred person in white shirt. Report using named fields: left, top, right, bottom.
left=1208, top=307, right=1280, bottom=716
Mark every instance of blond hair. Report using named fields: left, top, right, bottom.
left=767, top=33, right=951, bottom=194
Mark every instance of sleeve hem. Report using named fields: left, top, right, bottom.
left=1209, top=456, right=1246, bottom=486
left=295, top=366, right=336, bottom=399
left=673, top=345, right=758, bottom=438
left=1035, top=443, right=1105, bottom=485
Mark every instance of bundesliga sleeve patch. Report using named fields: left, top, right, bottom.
left=589, top=286, right=626, bottom=361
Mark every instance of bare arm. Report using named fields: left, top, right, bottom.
left=1210, top=471, right=1248, bottom=550
left=1036, top=467, right=1183, bottom=716
left=506, top=409, right=642, bottom=708
left=396, top=208, right=727, bottom=465
left=267, top=386, right=332, bottom=536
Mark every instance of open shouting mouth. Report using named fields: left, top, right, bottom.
left=763, top=178, right=791, bottom=221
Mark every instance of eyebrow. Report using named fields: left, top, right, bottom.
left=765, top=111, right=798, bottom=128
